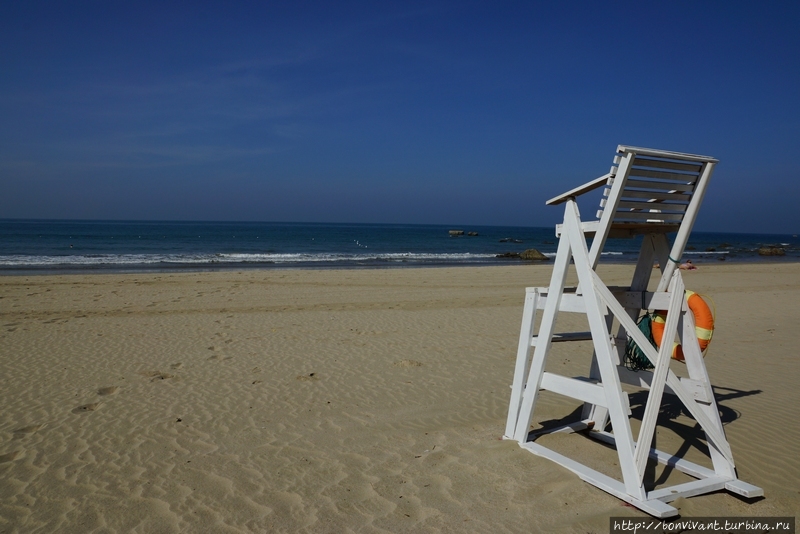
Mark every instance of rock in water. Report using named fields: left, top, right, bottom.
left=520, top=248, right=549, bottom=261
left=758, top=247, right=785, bottom=256
left=448, top=230, right=464, bottom=236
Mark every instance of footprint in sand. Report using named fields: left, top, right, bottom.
left=296, top=373, right=320, bottom=381
left=149, top=373, right=174, bottom=381
left=97, top=386, right=119, bottom=396
left=13, top=425, right=42, bottom=440
left=394, top=359, right=423, bottom=367
left=14, top=424, right=42, bottom=434
left=139, top=371, right=175, bottom=381
left=72, top=403, right=100, bottom=414
left=0, top=450, right=24, bottom=463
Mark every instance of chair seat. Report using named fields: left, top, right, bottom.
left=556, top=220, right=680, bottom=238
left=608, top=222, right=681, bottom=238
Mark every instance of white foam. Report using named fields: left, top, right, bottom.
left=0, top=252, right=501, bottom=267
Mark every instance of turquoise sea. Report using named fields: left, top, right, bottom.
left=1, top=220, right=798, bottom=273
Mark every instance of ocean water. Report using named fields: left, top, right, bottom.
left=1, top=219, right=798, bottom=273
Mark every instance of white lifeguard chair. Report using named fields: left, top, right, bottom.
left=504, top=145, right=763, bottom=517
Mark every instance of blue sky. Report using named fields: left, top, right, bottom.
left=2, top=1, right=798, bottom=233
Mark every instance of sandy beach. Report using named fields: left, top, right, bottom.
left=1, top=263, right=799, bottom=533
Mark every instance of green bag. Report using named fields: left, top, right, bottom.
left=624, top=314, right=657, bottom=371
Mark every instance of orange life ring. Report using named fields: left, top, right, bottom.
left=651, top=290, right=714, bottom=362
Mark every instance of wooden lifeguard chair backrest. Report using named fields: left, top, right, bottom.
left=600, top=145, right=718, bottom=239
left=594, top=145, right=718, bottom=291
left=546, top=145, right=718, bottom=290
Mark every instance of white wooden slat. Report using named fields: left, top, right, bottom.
left=537, top=287, right=632, bottom=311
left=520, top=442, right=679, bottom=518
left=607, top=224, right=681, bottom=239
left=613, top=212, right=684, bottom=222
left=656, top=161, right=715, bottom=292
left=679, top=377, right=712, bottom=404
left=546, top=173, right=612, bottom=206
left=604, top=196, right=686, bottom=210
left=555, top=220, right=600, bottom=237
left=505, top=288, right=539, bottom=439
left=533, top=286, right=632, bottom=298
left=582, top=353, right=609, bottom=426
left=632, top=156, right=703, bottom=173
left=724, top=480, right=764, bottom=498
left=512, top=228, right=574, bottom=443
left=617, top=200, right=688, bottom=212
left=626, top=179, right=696, bottom=192
left=620, top=190, right=692, bottom=202
left=540, top=372, right=607, bottom=407
left=648, top=477, right=728, bottom=503
left=588, top=152, right=635, bottom=270
left=616, top=366, right=659, bottom=393
left=618, top=145, right=718, bottom=163
left=678, top=304, right=736, bottom=477
left=615, top=371, right=713, bottom=405
left=629, top=168, right=700, bottom=182
left=634, top=273, right=685, bottom=484
left=535, top=293, right=587, bottom=313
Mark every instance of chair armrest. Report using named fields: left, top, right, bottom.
left=546, top=173, right=612, bottom=206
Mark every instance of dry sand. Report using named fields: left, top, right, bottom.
left=1, top=263, right=799, bottom=533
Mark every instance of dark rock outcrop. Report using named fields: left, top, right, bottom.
left=520, top=248, right=549, bottom=261
left=758, top=247, right=785, bottom=256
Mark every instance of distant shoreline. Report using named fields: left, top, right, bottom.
left=2, top=255, right=799, bottom=277
left=2, top=220, right=798, bottom=275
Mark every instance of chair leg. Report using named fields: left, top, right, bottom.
left=512, top=217, right=574, bottom=443
left=505, top=288, right=539, bottom=439
left=679, top=309, right=737, bottom=479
